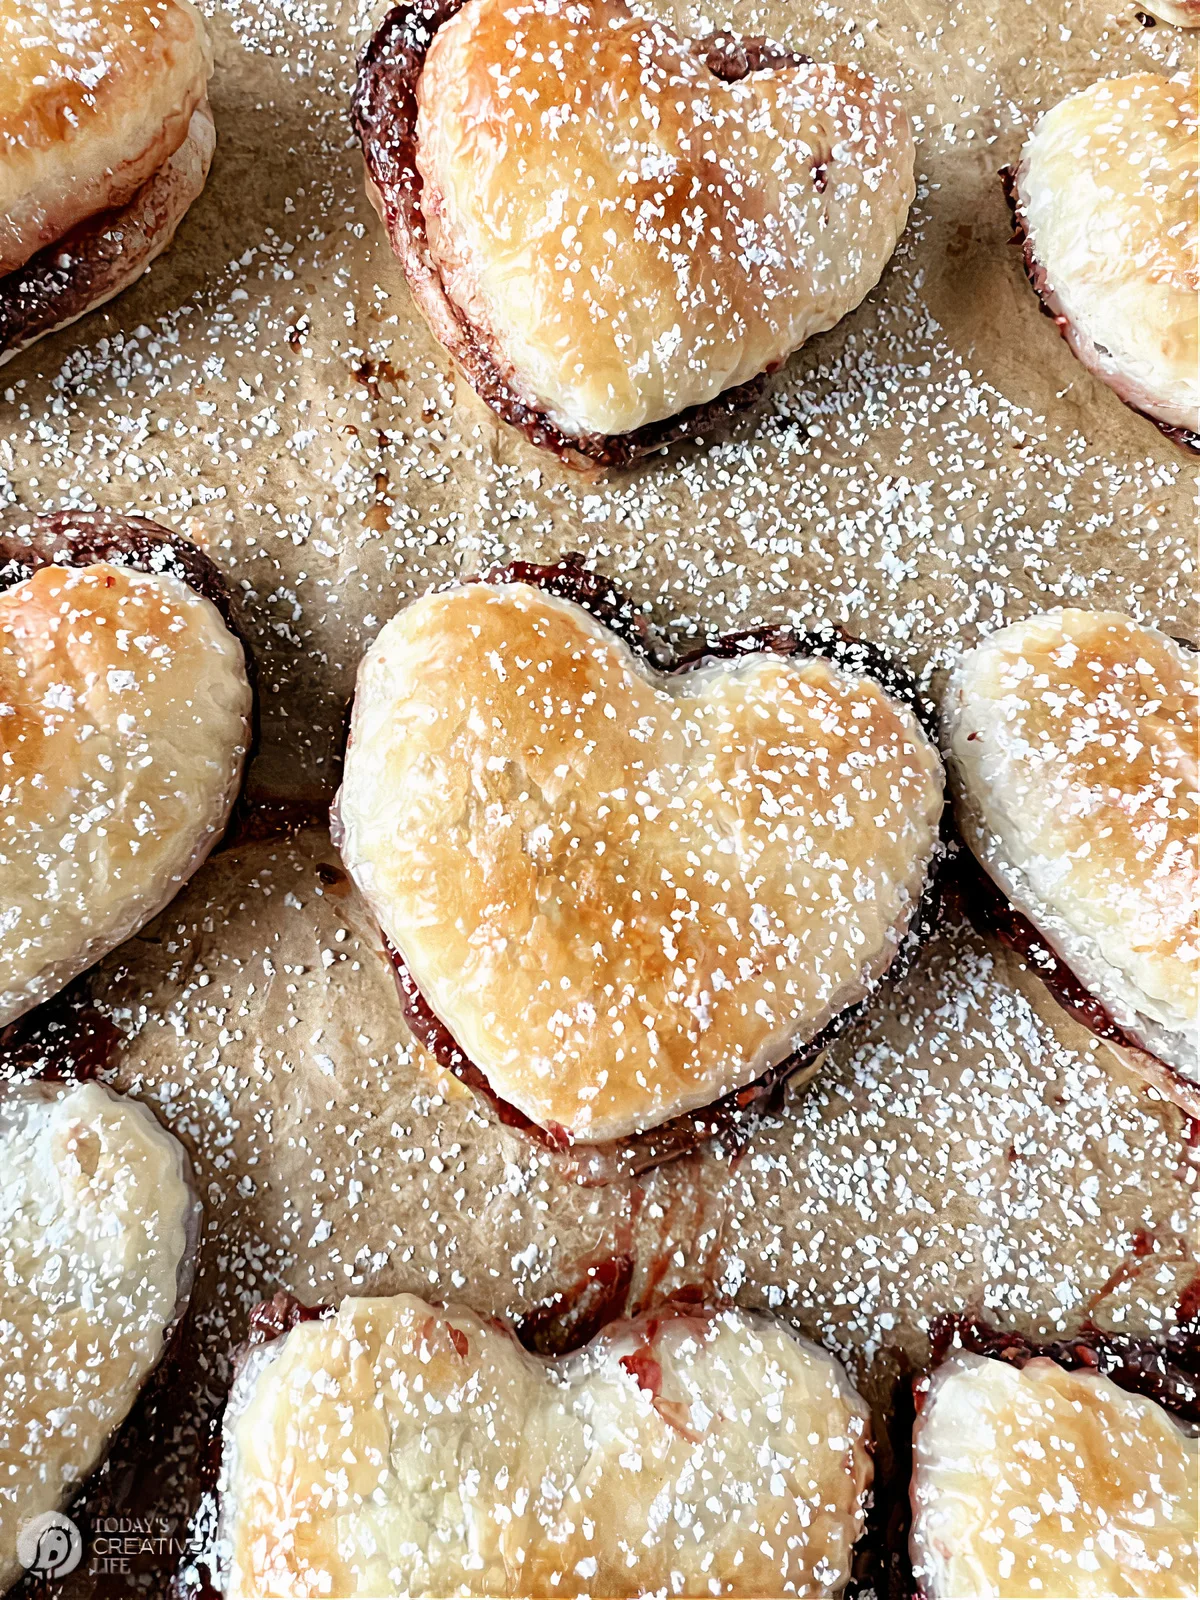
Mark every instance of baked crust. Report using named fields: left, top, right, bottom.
left=942, top=609, right=1198, bottom=1086
left=1006, top=71, right=1199, bottom=444
left=0, top=0, right=212, bottom=277
left=352, top=0, right=915, bottom=465
left=910, top=1348, right=1199, bottom=1599
left=219, top=1295, right=872, bottom=1598
left=960, top=856, right=1200, bottom=1121
left=1140, top=0, right=1200, bottom=24
left=0, top=1079, right=199, bottom=1593
left=0, top=511, right=254, bottom=1026
left=0, top=100, right=214, bottom=370
left=334, top=567, right=944, bottom=1144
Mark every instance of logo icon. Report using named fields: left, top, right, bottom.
left=17, top=1511, right=83, bottom=1580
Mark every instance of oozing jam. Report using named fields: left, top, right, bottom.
left=958, top=854, right=1147, bottom=1057
left=0, top=977, right=122, bottom=1083
left=514, top=1255, right=637, bottom=1356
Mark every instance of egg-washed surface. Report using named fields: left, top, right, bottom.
left=0, top=560, right=252, bottom=1025
left=335, top=581, right=943, bottom=1142
left=407, top=0, right=914, bottom=441
left=910, top=1350, right=1200, bottom=1599
left=219, top=1294, right=871, bottom=1598
left=0, top=0, right=1195, bottom=1595
left=943, top=609, right=1199, bottom=1082
left=1012, top=70, right=1198, bottom=437
left=0, top=1080, right=197, bottom=1593
left=0, top=0, right=212, bottom=279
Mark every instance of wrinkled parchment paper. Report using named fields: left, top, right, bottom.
left=1, top=0, right=1195, bottom=1593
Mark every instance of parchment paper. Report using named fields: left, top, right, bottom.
left=1, top=0, right=1195, bottom=1594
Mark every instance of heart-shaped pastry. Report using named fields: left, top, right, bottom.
left=219, top=1294, right=872, bottom=1598
left=0, top=1079, right=200, bottom=1592
left=1006, top=71, right=1198, bottom=448
left=334, top=566, right=944, bottom=1144
left=0, top=0, right=214, bottom=368
left=942, top=609, right=1198, bottom=1110
left=911, top=1348, right=1199, bottom=1599
left=353, top=0, right=915, bottom=465
left=0, top=511, right=254, bottom=1026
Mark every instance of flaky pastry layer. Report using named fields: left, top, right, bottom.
left=335, top=582, right=944, bottom=1143
left=911, top=1351, right=1200, bottom=1599
left=219, top=1295, right=872, bottom=1598
left=0, top=559, right=252, bottom=1025
left=0, top=1081, right=197, bottom=1592
left=943, top=609, right=1199, bottom=1080
left=0, top=100, right=215, bottom=370
left=1013, top=71, right=1199, bottom=436
left=0, top=0, right=212, bottom=277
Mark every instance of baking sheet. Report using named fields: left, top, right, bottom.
left=1, top=0, right=1196, bottom=1594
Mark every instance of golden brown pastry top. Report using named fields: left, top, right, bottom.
left=0, top=1081, right=196, bottom=1593
left=0, top=560, right=252, bottom=1026
left=943, top=609, right=1198, bottom=1078
left=911, top=1351, right=1199, bottom=1599
left=1016, top=71, right=1198, bottom=433
left=0, top=0, right=212, bottom=276
left=413, top=0, right=914, bottom=439
left=220, top=1295, right=872, bottom=1599
left=335, top=581, right=944, bottom=1143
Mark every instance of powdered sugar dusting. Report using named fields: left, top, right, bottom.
left=0, top=0, right=1194, bottom=1591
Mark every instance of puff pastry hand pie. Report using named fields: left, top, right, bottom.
left=910, top=1349, right=1200, bottom=1599
left=0, top=1080, right=199, bottom=1593
left=333, top=569, right=944, bottom=1145
left=219, top=1295, right=872, bottom=1599
left=1007, top=71, right=1198, bottom=447
left=0, top=511, right=253, bottom=1027
left=353, top=0, right=915, bottom=465
left=0, top=0, right=214, bottom=368
left=942, top=609, right=1198, bottom=1109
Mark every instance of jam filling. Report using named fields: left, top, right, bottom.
left=371, top=555, right=946, bottom=1172
left=351, top=1, right=810, bottom=466
left=0, top=977, right=123, bottom=1085
left=0, top=197, right=145, bottom=364
left=958, top=854, right=1147, bottom=1057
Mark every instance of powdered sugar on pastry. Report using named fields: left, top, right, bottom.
left=368, top=0, right=915, bottom=448
left=0, top=1080, right=199, bottom=1593
left=0, top=560, right=252, bottom=1025
left=942, top=608, right=1198, bottom=1080
left=0, top=0, right=212, bottom=277
left=219, top=1295, right=871, bottom=1598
